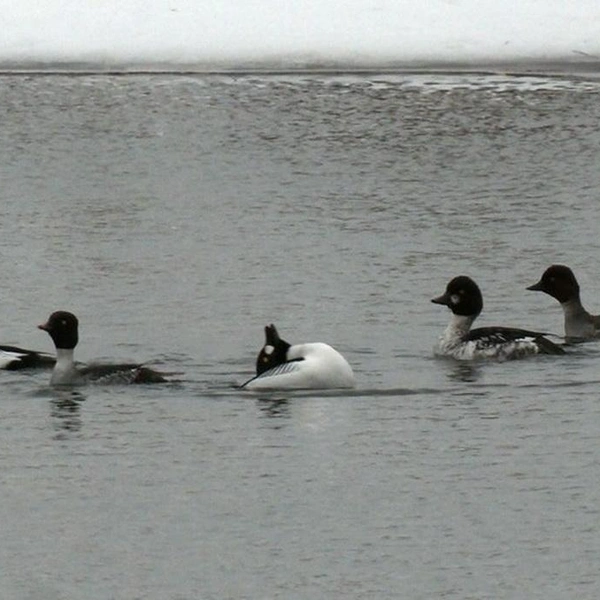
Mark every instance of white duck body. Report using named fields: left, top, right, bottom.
left=243, top=336, right=355, bottom=391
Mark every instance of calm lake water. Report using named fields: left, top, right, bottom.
left=1, top=71, right=600, bottom=599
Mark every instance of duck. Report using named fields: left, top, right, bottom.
left=241, top=324, right=355, bottom=390
left=0, top=343, right=54, bottom=370
left=527, top=264, right=600, bottom=341
left=38, top=310, right=169, bottom=386
left=432, top=275, right=564, bottom=360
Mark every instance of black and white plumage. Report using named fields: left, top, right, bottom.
left=432, top=276, right=564, bottom=360
left=241, top=324, right=355, bottom=390
left=527, top=264, right=600, bottom=341
left=0, top=345, right=54, bottom=370
left=38, top=311, right=169, bottom=386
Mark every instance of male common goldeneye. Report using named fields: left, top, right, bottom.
left=527, top=264, right=600, bottom=341
left=241, top=324, right=355, bottom=390
left=39, top=311, right=169, bottom=386
left=0, top=344, right=54, bottom=370
left=432, top=276, right=564, bottom=360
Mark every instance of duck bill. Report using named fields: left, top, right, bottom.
left=526, top=280, right=543, bottom=292
left=431, top=293, right=450, bottom=306
left=38, top=322, right=49, bottom=331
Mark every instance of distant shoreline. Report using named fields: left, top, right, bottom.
left=1, top=58, right=600, bottom=78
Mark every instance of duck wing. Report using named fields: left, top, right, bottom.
left=0, top=345, right=55, bottom=370
left=467, top=327, right=564, bottom=355
left=81, top=363, right=169, bottom=384
left=241, top=359, right=304, bottom=389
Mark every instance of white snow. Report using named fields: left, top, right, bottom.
left=1, top=0, right=600, bottom=69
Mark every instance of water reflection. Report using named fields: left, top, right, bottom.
left=445, top=361, right=482, bottom=383
left=256, top=397, right=291, bottom=419
left=49, top=389, right=86, bottom=437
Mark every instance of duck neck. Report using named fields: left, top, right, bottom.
left=439, top=313, right=477, bottom=349
left=50, top=348, right=79, bottom=386
left=561, top=298, right=588, bottom=318
left=560, top=299, right=593, bottom=339
left=446, top=313, right=476, bottom=337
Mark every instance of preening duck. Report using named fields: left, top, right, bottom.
left=241, top=324, right=355, bottom=390
left=38, top=311, right=169, bottom=386
left=527, top=264, right=600, bottom=341
left=432, top=275, right=564, bottom=360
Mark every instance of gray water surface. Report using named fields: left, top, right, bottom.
left=1, top=72, right=600, bottom=599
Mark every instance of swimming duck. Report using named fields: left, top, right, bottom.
left=39, top=311, right=169, bottom=386
left=432, top=275, right=564, bottom=360
left=527, top=264, right=600, bottom=341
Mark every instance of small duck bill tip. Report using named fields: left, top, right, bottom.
left=431, top=295, right=448, bottom=305
left=526, top=283, right=542, bottom=291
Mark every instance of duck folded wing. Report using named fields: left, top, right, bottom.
left=241, top=359, right=304, bottom=389
left=81, top=363, right=169, bottom=384
left=466, top=327, right=564, bottom=354
left=0, top=346, right=55, bottom=370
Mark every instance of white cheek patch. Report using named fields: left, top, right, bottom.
left=263, top=345, right=274, bottom=356
left=450, top=294, right=461, bottom=305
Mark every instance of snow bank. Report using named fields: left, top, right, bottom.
left=2, top=0, right=600, bottom=70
